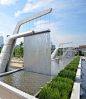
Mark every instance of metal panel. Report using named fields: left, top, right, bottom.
left=24, top=32, right=51, bottom=75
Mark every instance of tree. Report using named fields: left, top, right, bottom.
left=19, top=41, right=24, bottom=58
left=0, top=47, right=1, bottom=53
left=60, top=50, right=63, bottom=55
left=13, top=41, right=24, bottom=58
left=19, top=41, right=23, bottom=48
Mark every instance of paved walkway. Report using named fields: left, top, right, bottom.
left=10, top=58, right=23, bottom=68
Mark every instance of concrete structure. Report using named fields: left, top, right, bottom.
left=73, top=46, right=86, bottom=52
left=0, top=29, right=50, bottom=73
left=51, top=42, right=73, bottom=59
left=79, top=45, right=86, bottom=48
left=70, top=57, right=81, bottom=99
left=51, top=45, right=55, bottom=50
left=0, top=81, right=37, bottom=99
left=0, top=8, right=52, bottom=73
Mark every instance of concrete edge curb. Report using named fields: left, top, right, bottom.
left=0, top=81, right=37, bottom=99
left=70, top=57, right=81, bottom=99
left=0, top=68, right=24, bottom=77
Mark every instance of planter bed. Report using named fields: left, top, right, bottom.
left=39, top=56, right=80, bottom=99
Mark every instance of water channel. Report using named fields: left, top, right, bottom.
left=80, top=58, right=86, bottom=99
left=0, top=56, right=75, bottom=96
left=51, top=56, right=75, bottom=76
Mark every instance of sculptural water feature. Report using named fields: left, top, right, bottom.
left=0, top=8, right=52, bottom=74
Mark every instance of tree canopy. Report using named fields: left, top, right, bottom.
left=13, top=41, right=24, bottom=58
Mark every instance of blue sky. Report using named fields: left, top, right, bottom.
left=0, top=0, right=86, bottom=47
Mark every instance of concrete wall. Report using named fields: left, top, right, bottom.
left=0, top=86, right=22, bottom=99
left=0, top=81, right=37, bottom=99
left=24, top=32, right=51, bottom=75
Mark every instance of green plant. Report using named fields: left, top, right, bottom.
left=66, top=64, right=78, bottom=67
left=70, top=56, right=80, bottom=64
left=47, top=81, right=72, bottom=99
left=58, top=69, right=76, bottom=80
left=0, top=47, right=2, bottom=53
left=39, top=86, right=60, bottom=99
left=13, top=41, right=24, bottom=58
left=65, top=64, right=78, bottom=72
left=52, top=76, right=74, bottom=85
left=39, top=56, right=80, bottom=99
left=65, top=66, right=77, bottom=72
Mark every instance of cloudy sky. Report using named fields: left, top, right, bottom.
left=0, top=0, right=86, bottom=47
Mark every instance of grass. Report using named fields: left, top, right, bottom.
left=39, top=81, right=72, bottom=99
left=39, top=56, right=80, bottom=99
left=47, top=81, right=72, bottom=93
left=69, top=56, right=80, bottom=64
left=39, top=86, right=60, bottom=99
left=58, top=69, right=76, bottom=80
left=52, top=76, right=74, bottom=85
left=65, top=64, right=78, bottom=72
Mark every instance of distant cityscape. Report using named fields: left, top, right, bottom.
left=51, top=42, right=55, bottom=50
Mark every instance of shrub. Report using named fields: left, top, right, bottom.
left=39, top=86, right=60, bottom=99
left=39, top=56, right=80, bottom=99
left=47, top=81, right=72, bottom=99
left=65, top=64, right=78, bottom=72
left=70, top=56, right=80, bottom=64
left=66, top=64, right=78, bottom=68
left=58, top=69, right=76, bottom=80
left=52, top=76, right=74, bottom=85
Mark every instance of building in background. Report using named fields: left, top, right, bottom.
left=0, top=36, right=3, bottom=48
left=79, top=45, right=86, bottom=48
left=7, top=35, right=10, bottom=37
left=51, top=42, right=55, bottom=50
left=51, top=45, right=55, bottom=49
left=1, top=44, right=4, bottom=48
left=15, top=45, right=19, bottom=49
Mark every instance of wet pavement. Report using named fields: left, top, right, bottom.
left=0, top=56, right=75, bottom=96
left=0, top=70, right=51, bottom=96
left=51, top=56, right=75, bottom=76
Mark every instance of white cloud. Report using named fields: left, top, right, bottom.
left=14, top=0, right=84, bottom=17
left=33, top=20, right=86, bottom=47
left=15, top=11, right=22, bottom=17
left=32, top=20, right=63, bottom=45
left=13, top=0, right=86, bottom=47
left=14, top=0, right=52, bottom=17
left=0, top=0, right=16, bottom=5
left=51, top=31, right=86, bottom=47
left=33, top=20, right=61, bottom=33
